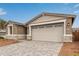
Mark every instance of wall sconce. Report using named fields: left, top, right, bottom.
left=67, top=23, right=70, bottom=26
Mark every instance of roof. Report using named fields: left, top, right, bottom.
left=6, top=20, right=25, bottom=27
left=25, top=12, right=76, bottom=25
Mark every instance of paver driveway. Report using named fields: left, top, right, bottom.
left=0, top=40, right=63, bottom=56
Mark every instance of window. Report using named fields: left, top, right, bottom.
left=32, top=26, right=37, bottom=29
left=54, top=24, right=63, bottom=27
left=39, top=25, right=44, bottom=28
left=9, top=26, right=12, bottom=34
left=45, top=24, right=52, bottom=28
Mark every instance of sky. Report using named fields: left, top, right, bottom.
left=0, top=3, right=79, bottom=28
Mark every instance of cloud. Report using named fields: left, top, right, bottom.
left=74, top=4, right=79, bottom=8
left=0, top=8, right=6, bottom=15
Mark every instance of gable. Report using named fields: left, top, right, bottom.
left=30, top=15, right=65, bottom=24
left=26, top=13, right=76, bottom=26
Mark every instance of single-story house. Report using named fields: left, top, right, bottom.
left=4, top=12, right=76, bottom=42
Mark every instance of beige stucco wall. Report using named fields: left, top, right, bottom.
left=63, top=36, right=72, bottom=42
left=31, top=15, right=64, bottom=24
left=6, top=26, right=8, bottom=34
left=63, top=17, right=73, bottom=42
left=5, top=35, right=26, bottom=40
left=66, top=17, right=72, bottom=34
left=13, top=24, right=26, bottom=34
left=13, top=24, right=17, bottom=34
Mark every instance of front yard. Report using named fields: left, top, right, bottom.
left=59, top=42, right=79, bottom=56
left=0, top=39, right=17, bottom=47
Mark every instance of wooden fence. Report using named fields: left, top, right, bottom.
left=73, top=30, right=79, bottom=41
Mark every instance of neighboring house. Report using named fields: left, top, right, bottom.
left=73, top=28, right=79, bottom=32
left=3, top=12, right=76, bottom=42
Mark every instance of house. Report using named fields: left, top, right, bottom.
left=5, top=12, right=76, bottom=42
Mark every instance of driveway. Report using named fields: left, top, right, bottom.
left=0, top=40, right=63, bottom=56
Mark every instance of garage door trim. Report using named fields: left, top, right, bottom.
left=27, top=19, right=66, bottom=37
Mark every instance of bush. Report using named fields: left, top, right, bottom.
left=0, top=36, right=4, bottom=39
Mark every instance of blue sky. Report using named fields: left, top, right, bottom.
left=0, top=3, right=79, bottom=28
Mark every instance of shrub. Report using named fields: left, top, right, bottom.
left=0, top=36, right=4, bottom=39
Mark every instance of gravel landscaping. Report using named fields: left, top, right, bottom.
left=59, top=42, right=79, bottom=56
left=0, top=40, right=63, bottom=56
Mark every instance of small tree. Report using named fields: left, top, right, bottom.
left=0, top=19, right=7, bottom=29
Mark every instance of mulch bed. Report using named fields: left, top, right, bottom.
left=59, top=42, right=79, bottom=56
left=0, top=39, right=17, bottom=47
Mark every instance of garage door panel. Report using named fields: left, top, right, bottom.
left=32, top=23, right=64, bottom=42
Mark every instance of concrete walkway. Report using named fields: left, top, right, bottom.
left=0, top=40, right=63, bottom=56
